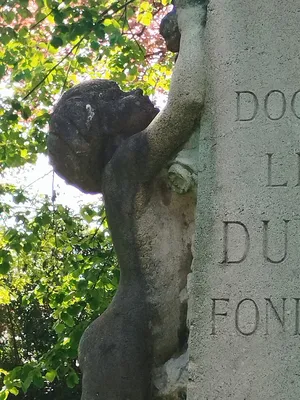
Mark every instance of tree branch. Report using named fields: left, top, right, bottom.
left=30, top=9, right=53, bottom=30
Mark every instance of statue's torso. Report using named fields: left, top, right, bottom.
left=79, top=159, right=195, bottom=400
left=104, top=169, right=195, bottom=365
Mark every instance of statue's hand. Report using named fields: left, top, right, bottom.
left=140, top=0, right=206, bottom=178
left=176, top=4, right=206, bottom=33
left=168, top=163, right=195, bottom=194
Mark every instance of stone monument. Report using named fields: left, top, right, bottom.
left=188, top=0, right=300, bottom=399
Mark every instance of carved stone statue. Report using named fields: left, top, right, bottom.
left=48, top=1, right=206, bottom=398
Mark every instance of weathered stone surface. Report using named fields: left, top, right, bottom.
left=168, top=128, right=200, bottom=194
left=153, top=351, right=188, bottom=399
left=189, top=1, right=300, bottom=399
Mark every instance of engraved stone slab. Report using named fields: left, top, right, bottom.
left=189, top=1, right=300, bottom=399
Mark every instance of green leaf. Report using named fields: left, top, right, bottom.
left=76, top=56, right=92, bottom=67
left=67, top=303, right=82, bottom=316
left=53, top=10, right=65, bottom=24
left=3, top=11, right=15, bottom=23
left=13, top=192, right=27, bottom=204
left=45, top=369, right=57, bottom=382
left=22, top=375, right=33, bottom=393
left=76, top=278, right=88, bottom=291
left=11, top=100, right=22, bottom=111
left=13, top=69, right=32, bottom=82
left=57, top=24, right=69, bottom=34
left=61, top=312, right=75, bottom=327
left=66, top=370, right=79, bottom=388
left=0, top=27, right=15, bottom=45
left=0, top=390, right=9, bottom=400
left=54, top=323, right=65, bottom=334
left=41, top=213, right=51, bottom=225
left=94, top=23, right=105, bottom=39
left=20, top=149, right=28, bottom=158
left=32, top=375, right=44, bottom=389
left=90, top=40, right=100, bottom=51
left=23, top=242, right=33, bottom=253
left=0, top=262, right=10, bottom=275
left=35, top=11, right=46, bottom=23
left=0, top=286, right=10, bottom=305
left=50, top=36, right=63, bottom=48
left=21, top=106, right=31, bottom=120
left=8, top=387, right=19, bottom=395
left=18, top=27, right=28, bottom=38
left=6, top=113, right=18, bottom=122
left=137, top=11, right=153, bottom=26
left=18, top=8, right=32, bottom=18
left=0, top=64, right=5, bottom=79
left=0, top=369, right=8, bottom=376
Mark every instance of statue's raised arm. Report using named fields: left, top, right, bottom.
left=142, top=1, right=206, bottom=179
left=105, top=1, right=207, bottom=186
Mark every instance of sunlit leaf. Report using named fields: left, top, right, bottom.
left=8, top=387, right=18, bottom=395
left=0, top=390, right=9, bottom=400
left=0, top=286, right=10, bottom=305
left=45, top=370, right=57, bottom=382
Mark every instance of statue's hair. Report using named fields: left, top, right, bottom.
left=48, top=80, right=124, bottom=194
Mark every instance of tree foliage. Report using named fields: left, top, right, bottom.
left=0, top=0, right=172, bottom=171
left=0, top=0, right=172, bottom=398
left=0, top=188, right=120, bottom=399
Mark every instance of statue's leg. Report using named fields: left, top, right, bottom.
left=79, top=290, right=151, bottom=400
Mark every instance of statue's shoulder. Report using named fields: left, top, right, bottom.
left=103, top=131, right=152, bottom=187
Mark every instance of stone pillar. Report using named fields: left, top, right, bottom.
left=189, top=0, right=300, bottom=398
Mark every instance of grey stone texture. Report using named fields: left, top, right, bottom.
left=188, top=0, right=300, bottom=399
left=168, top=129, right=200, bottom=194
left=153, top=351, right=188, bottom=399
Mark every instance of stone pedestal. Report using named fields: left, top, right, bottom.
left=189, top=1, right=300, bottom=398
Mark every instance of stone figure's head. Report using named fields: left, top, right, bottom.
left=48, top=79, right=159, bottom=194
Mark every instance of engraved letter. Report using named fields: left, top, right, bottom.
left=264, top=90, right=286, bottom=120
left=236, top=91, right=259, bottom=121
left=265, top=298, right=286, bottom=335
left=263, top=220, right=289, bottom=264
left=221, top=221, right=250, bottom=264
left=291, top=90, right=300, bottom=119
left=294, top=298, right=300, bottom=335
left=211, top=298, right=229, bottom=336
left=296, top=153, right=300, bottom=187
left=266, top=153, right=288, bottom=187
left=235, top=298, right=259, bottom=336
